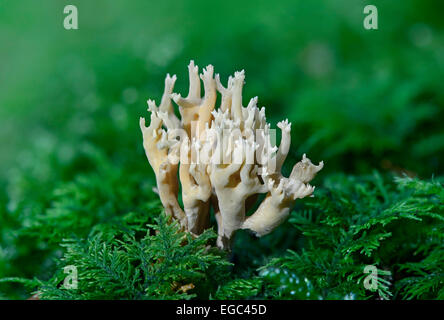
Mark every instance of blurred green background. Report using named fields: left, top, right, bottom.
left=0, top=0, right=443, bottom=298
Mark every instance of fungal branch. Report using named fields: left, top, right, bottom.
left=140, top=61, right=324, bottom=250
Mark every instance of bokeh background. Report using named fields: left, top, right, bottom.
left=0, top=0, right=443, bottom=298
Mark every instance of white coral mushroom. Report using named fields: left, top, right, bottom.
left=140, top=61, right=323, bottom=250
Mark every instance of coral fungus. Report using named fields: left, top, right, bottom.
left=140, top=61, right=323, bottom=250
